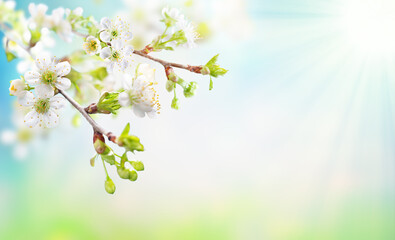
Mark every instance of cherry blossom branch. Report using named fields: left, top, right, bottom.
left=0, top=26, right=117, bottom=142
left=71, top=30, right=204, bottom=75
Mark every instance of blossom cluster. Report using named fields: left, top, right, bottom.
left=1, top=1, right=227, bottom=194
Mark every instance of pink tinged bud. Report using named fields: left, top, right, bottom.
left=93, top=132, right=106, bottom=154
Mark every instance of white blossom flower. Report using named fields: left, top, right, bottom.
left=118, top=74, right=160, bottom=118
left=24, top=55, right=71, bottom=95
left=83, top=36, right=101, bottom=55
left=47, top=8, right=73, bottom=42
left=19, top=90, right=65, bottom=128
left=176, top=15, right=199, bottom=48
left=99, top=16, right=133, bottom=43
left=28, top=3, right=49, bottom=29
left=100, top=39, right=133, bottom=73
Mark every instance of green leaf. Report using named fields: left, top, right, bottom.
left=101, top=154, right=115, bottom=165
left=29, top=29, right=41, bottom=45
left=67, top=68, right=83, bottom=84
left=206, top=54, right=219, bottom=67
left=90, top=155, right=96, bottom=167
left=121, top=123, right=131, bottom=137
left=89, top=67, right=108, bottom=81
left=209, top=77, right=213, bottom=91
left=5, top=51, right=17, bottom=62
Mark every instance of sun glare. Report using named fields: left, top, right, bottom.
left=340, top=0, right=395, bottom=55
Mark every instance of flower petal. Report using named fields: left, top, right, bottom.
left=50, top=95, right=66, bottom=109
left=119, top=59, right=129, bottom=71
left=133, top=105, right=146, bottom=118
left=106, top=61, right=115, bottom=73
left=147, top=110, right=157, bottom=119
left=35, top=83, right=54, bottom=98
left=122, top=31, right=133, bottom=41
left=24, top=110, right=40, bottom=128
left=118, top=92, right=130, bottom=107
left=100, top=17, right=111, bottom=30
left=43, top=109, right=59, bottom=128
left=99, top=31, right=111, bottom=42
left=24, top=71, right=41, bottom=85
left=54, top=77, right=71, bottom=91
left=18, top=91, right=35, bottom=107
left=100, top=47, right=111, bottom=59
left=35, top=55, right=53, bottom=71
left=123, top=45, right=134, bottom=56
left=55, top=61, right=71, bottom=76
left=111, top=39, right=123, bottom=50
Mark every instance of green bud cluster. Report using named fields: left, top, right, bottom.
left=183, top=82, right=198, bottom=98
left=89, top=67, right=108, bottom=81
left=117, top=123, right=144, bottom=153
left=90, top=123, right=147, bottom=194
left=116, top=153, right=143, bottom=181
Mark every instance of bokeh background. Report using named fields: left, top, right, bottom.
left=1, top=0, right=395, bottom=239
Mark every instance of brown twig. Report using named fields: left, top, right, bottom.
left=58, top=89, right=117, bottom=143
left=133, top=50, right=203, bottom=74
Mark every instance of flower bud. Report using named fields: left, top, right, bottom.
left=117, top=166, right=130, bottom=179
left=165, top=66, right=177, bottom=82
left=9, top=79, right=25, bottom=96
left=104, top=178, right=116, bottom=194
left=166, top=80, right=175, bottom=92
left=131, top=161, right=144, bottom=171
left=183, top=82, right=198, bottom=98
left=200, top=66, right=210, bottom=75
left=129, top=170, right=138, bottom=181
left=171, top=96, right=179, bottom=110
left=93, top=132, right=106, bottom=154
left=90, top=155, right=96, bottom=167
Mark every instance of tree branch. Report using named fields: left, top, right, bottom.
left=71, top=29, right=203, bottom=74
left=133, top=50, right=203, bottom=74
